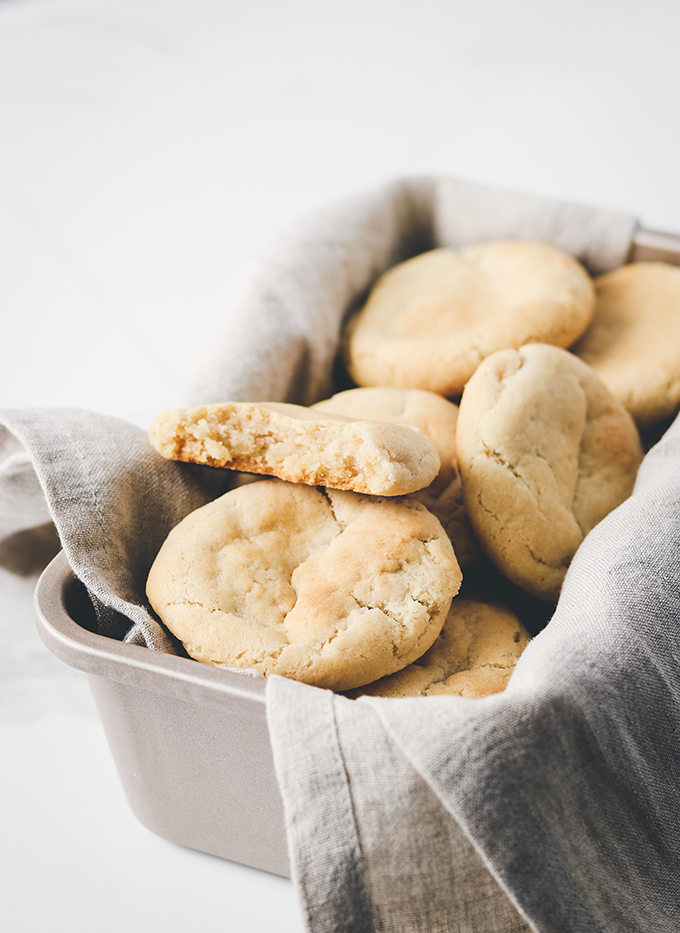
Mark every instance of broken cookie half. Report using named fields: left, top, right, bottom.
left=149, top=400, right=440, bottom=497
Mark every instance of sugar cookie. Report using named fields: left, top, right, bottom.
left=351, top=598, right=530, bottom=698
left=312, top=386, right=481, bottom=566
left=456, top=344, right=642, bottom=602
left=146, top=479, right=462, bottom=692
left=149, top=400, right=440, bottom=496
left=571, top=261, right=680, bottom=429
left=343, top=241, right=595, bottom=396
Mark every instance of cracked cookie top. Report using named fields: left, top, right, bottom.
left=350, top=598, right=530, bottom=698
left=149, top=400, right=440, bottom=496
left=342, top=240, right=595, bottom=397
left=146, top=479, right=462, bottom=691
left=455, top=344, right=643, bottom=603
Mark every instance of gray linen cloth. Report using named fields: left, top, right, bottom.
left=3, top=176, right=678, bottom=932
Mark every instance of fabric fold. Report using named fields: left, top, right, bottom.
left=268, top=415, right=680, bottom=932
left=268, top=676, right=535, bottom=933
left=0, top=408, right=218, bottom=647
left=185, top=175, right=636, bottom=410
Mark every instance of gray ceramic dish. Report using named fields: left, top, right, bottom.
left=34, top=550, right=290, bottom=877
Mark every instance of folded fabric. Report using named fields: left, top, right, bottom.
left=0, top=408, right=222, bottom=648
left=4, top=176, right=675, bottom=932
left=268, top=414, right=680, bottom=931
left=185, top=175, right=636, bottom=408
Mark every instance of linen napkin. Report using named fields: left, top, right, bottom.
left=3, top=175, right=675, bottom=932
left=267, top=415, right=680, bottom=932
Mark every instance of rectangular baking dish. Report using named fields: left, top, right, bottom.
left=34, top=549, right=290, bottom=877
left=32, top=225, right=680, bottom=879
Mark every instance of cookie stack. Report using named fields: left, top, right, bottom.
left=146, top=240, right=679, bottom=698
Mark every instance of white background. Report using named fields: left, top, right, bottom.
left=1, top=1, right=679, bottom=930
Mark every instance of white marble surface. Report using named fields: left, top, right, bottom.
left=1, top=0, right=680, bottom=930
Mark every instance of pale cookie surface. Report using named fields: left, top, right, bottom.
left=312, top=386, right=482, bottom=567
left=146, top=479, right=462, bottom=692
left=571, top=261, right=680, bottom=429
left=149, top=400, right=440, bottom=496
left=343, top=241, right=595, bottom=397
left=456, top=344, right=643, bottom=603
left=351, top=599, right=530, bottom=698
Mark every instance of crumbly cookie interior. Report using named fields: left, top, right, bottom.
left=150, top=400, right=440, bottom=496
